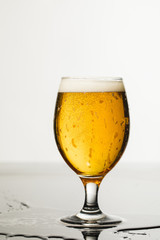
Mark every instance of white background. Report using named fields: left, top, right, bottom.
left=0, top=0, right=160, bottom=163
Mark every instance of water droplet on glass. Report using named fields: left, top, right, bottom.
left=87, top=161, right=91, bottom=168
left=114, top=132, right=118, bottom=139
left=71, top=139, right=77, bottom=148
left=89, top=148, right=92, bottom=158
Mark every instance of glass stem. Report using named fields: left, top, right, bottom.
left=81, top=182, right=102, bottom=215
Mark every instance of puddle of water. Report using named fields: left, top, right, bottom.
left=0, top=208, right=160, bottom=240
left=0, top=192, right=30, bottom=215
left=0, top=208, right=82, bottom=239
left=113, top=229, right=160, bottom=240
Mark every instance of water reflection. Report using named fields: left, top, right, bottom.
left=0, top=207, right=160, bottom=240
left=81, top=229, right=101, bottom=240
left=0, top=229, right=103, bottom=240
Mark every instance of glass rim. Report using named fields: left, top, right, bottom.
left=61, top=76, right=123, bottom=81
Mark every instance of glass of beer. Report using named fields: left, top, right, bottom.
left=54, top=77, right=129, bottom=227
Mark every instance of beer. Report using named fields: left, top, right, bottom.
left=54, top=79, right=129, bottom=179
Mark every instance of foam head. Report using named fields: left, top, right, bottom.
left=59, top=77, right=125, bottom=92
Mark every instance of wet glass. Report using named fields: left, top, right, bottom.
left=54, top=77, right=130, bottom=227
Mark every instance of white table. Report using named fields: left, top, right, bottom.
left=0, top=162, right=160, bottom=239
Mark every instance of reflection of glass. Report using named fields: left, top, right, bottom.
left=81, top=229, right=102, bottom=240
left=54, top=77, right=130, bottom=227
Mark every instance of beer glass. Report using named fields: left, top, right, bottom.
left=54, top=77, right=129, bottom=227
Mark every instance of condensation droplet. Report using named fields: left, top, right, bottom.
left=104, top=119, right=107, bottom=128
left=66, top=124, right=69, bottom=132
left=91, top=110, right=94, bottom=116
left=89, top=148, right=92, bottom=158
left=72, top=138, right=77, bottom=148
left=77, top=113, right=82, bottom=120
left=121, top=121, right=124, bottom=126
left=87, top=161, right=91, bottom=168
left=114, top=132, right=118, bottom=139
left=107, top=153, right=111, bottom=164
left=95, top=112, right=99, bottom=119
left=125, top=118, right=129, bottom=124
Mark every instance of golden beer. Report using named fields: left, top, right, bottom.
left=54, top=90, right=129, bottom=179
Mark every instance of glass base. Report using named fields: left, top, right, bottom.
left=61, top=212, right=124, bottom=228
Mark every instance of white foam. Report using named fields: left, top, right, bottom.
left=59, top=77, right=125, bottom=92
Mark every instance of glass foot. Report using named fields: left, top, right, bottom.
left=61, top=212, right=124, bottom=228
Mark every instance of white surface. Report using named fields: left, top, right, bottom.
left=0, top=0, right=160, bottom=162
left=0, top=162, right=160, bottom=216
